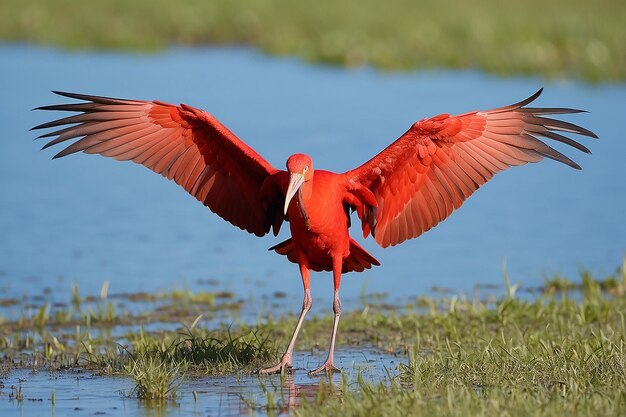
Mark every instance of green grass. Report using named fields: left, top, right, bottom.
left=289, top=268, right=626, bottom=416
left=124, top=354, right=186, bottom=401
left=118, top=325, right=276, bottom=375
left=1, top=264, right=625, bottom=415
left=293, top=328, right=625, bottom=416
left=1, top=0, right=625, bottom=81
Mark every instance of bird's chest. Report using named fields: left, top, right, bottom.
left=287, top=184, right=348, bottom=253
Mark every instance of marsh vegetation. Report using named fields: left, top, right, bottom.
left=1, top=266, right=625, bottom=414
left=1, top=0, right=624, bottom=81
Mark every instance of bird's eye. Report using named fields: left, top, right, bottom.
left=304, top=166, right=309, bottom=172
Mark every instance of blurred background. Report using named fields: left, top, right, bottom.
left=1, top=0, right=625, bottom=81
left=0, top=0, right=624, bottom=311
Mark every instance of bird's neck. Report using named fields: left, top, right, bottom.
left=296, top=180, right=313, bottom=228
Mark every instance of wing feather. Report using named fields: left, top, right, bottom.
left=345, top=89, right=595, bottom=247
left=34, top=92, right=283, bottom=237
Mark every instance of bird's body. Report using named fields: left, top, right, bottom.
left=33, top=89, right=596, bottom=374
left=288, top=170, right=349, bottom=258
left=277, top=166, right=378, bottom=273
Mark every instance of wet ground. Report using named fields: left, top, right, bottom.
left=1, top=348, right=401, bottom=417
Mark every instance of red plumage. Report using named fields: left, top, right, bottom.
left=33, top=88, right=596, bottom=374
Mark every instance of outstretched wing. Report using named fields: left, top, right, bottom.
left=345, top=89, right=597, bottom=248
left=33, top=91, right=281, bottom=237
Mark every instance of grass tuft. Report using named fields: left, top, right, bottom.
left=124, top=353, right=187, bottom=401
left=168, top=327, right=274, bottom=372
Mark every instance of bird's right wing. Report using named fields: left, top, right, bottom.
left=345, top=89, right=597, bottom=248
left=33, top=91, right=284, bottom=237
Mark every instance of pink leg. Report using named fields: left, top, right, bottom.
left=309, top=257, right=342, bottom=375
left=258, top=261, right=312, bottom=374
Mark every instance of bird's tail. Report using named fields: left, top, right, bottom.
left=269, top=238, right=380, bottom=273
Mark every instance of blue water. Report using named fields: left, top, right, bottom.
left=1, top=347, right=400, bottom=417
left=1, top=44, right=625, bottom=313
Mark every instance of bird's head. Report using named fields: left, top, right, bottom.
left=284, top=153, right=313, bottom=215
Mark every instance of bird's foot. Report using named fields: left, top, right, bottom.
left=257, top=356, right=294, bottom=375
left=308, top=361, right=340, bottom=376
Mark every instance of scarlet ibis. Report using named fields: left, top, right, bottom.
left=33, top=89, right=595, bottom=374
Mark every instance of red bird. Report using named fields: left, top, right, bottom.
left=33, top=89, right=595, bottom=374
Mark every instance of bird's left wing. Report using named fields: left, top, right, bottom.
left=33, top=91, right=282, bottom=237
left=344, top=89, right=597, bottom=248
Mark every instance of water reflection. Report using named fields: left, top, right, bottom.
left=18, top=348, right=377, bottom=417
left=251, top=373, right=342, bottom=415
left=198, top=347, right=395, bottom=416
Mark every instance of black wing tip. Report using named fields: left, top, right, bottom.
left=525, top=88, right=599, bottom=140
left=503, top=88, right=544, bottom=111
left=558, top=156, right=582, bottom=170
left=32, top=104, right=66, bottom=112
left=575, top=145, right=592, bottom=155
left=51, top=147, right=73, bottom=159
left=31, top=121, right=56, bottom=131
left=40, top=141, right=57, bottom=151
left=51, top=148, right=65, bottom=159
left=32, top=91, right=86, bottom=110
left=527, top=87, right=544, bottom=104
left=50, top=90, right=90, bottom=101
left=44, top=90, right=139, bottom=105
left=35, top=131, right=56, bottom=139
left=569, top=124, right=598, bottom=139
left=32, top=101, right=61, bottom=112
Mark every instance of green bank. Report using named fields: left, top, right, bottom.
left=1, top=0, right=624, bottom=81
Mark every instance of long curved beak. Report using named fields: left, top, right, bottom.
left=284, top=172, right=305, bottom=215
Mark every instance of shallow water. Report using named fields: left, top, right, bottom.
left=0, top=347, right=400, bottom=417
left=0, top=43, right=625, bottom=416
